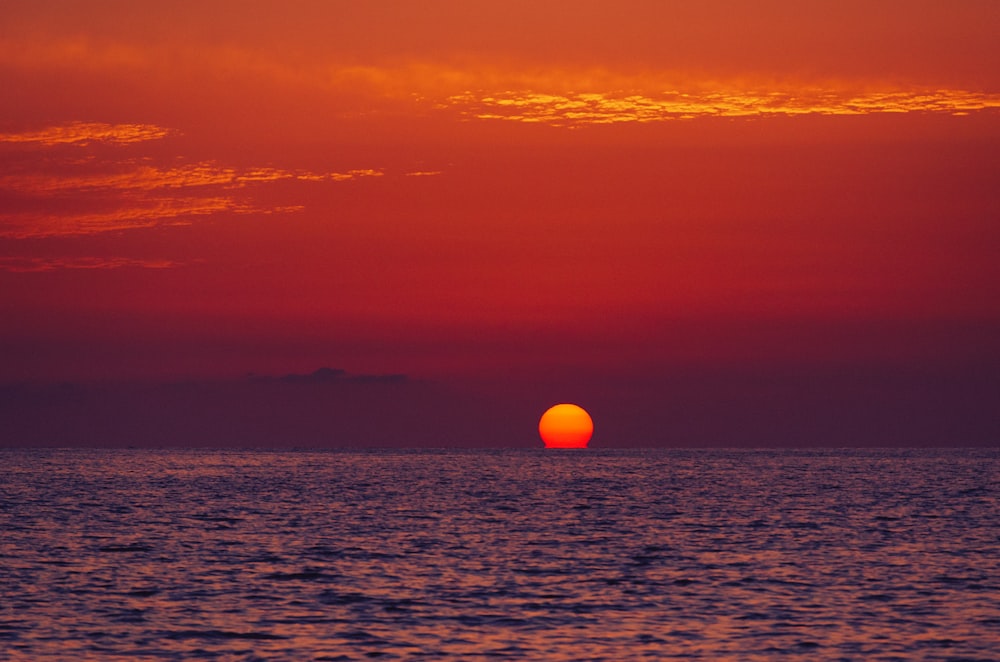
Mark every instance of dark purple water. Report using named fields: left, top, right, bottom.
left=1, top=448, right=998, bottom=660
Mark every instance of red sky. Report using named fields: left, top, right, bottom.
left=1, top=2, right=998, bottom=445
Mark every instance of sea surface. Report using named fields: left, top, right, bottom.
left=1, top=448, right=998, bottom=660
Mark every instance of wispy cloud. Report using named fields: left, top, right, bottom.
left=0, top=256, right=182, bottom=272
left=444, top=88, right=1000, bottom=126
left=0, top=122, right=171, bottom=146
left=0, top=163, right=383, bottom=194
left=0, top=197, right=253, bottom=239
left=0, top=123, right=386, bottom=239
left=328, top=169, right=385, bottom=182
left=326, top=63, right=1000, bottom=124
left=5, top=35, right=997, bottom=127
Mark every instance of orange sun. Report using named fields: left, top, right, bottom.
left=539, top=404, right=594, bottom=448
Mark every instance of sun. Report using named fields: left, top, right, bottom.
left=539, top=404, right=594, bottom=448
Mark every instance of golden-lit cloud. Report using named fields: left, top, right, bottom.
left=0, top=256, right=182, bottom=272
left=6, top=29, right=997, bottom=115
left=0, top=123, right=387, bottom=239
left=0, top=198, right=253, bottom=239
left=444, top=88, right=1000, bottom=126
left=328, top=169, right=385, bottom=182
left=0, top=122, right=171, bottom=146
left=3, top=30, right=998, bottom=128
left=0, top=163, right=383, bottom=194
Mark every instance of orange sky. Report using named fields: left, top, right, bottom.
left=1, top=2, right=998, bottom=445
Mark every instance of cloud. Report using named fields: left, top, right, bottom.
left=5, top=30, right=997, bottom=130
left=0, top=162, right=381, bottom=194
left=328, top=169, right=385, bottom=182
left=253, top=367, right=408, bottom=385
left=443, top=88, right=1000, bottom=126
left=278, top=367, right=348, bottom=383
left=0, top=124, right=386, bottom=238
left=0, top=197, right=254, bottom=239
left=0, top=256, right=181, bottom=272
left=0, top=122, right=171, bottom=146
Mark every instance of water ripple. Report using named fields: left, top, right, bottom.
left=0, top=448, right=997, bottom=659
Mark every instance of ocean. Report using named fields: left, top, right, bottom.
left=1, top=448, right=997, bottom=660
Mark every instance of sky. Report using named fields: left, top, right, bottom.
left=1, top=1, right=998, bottom=446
